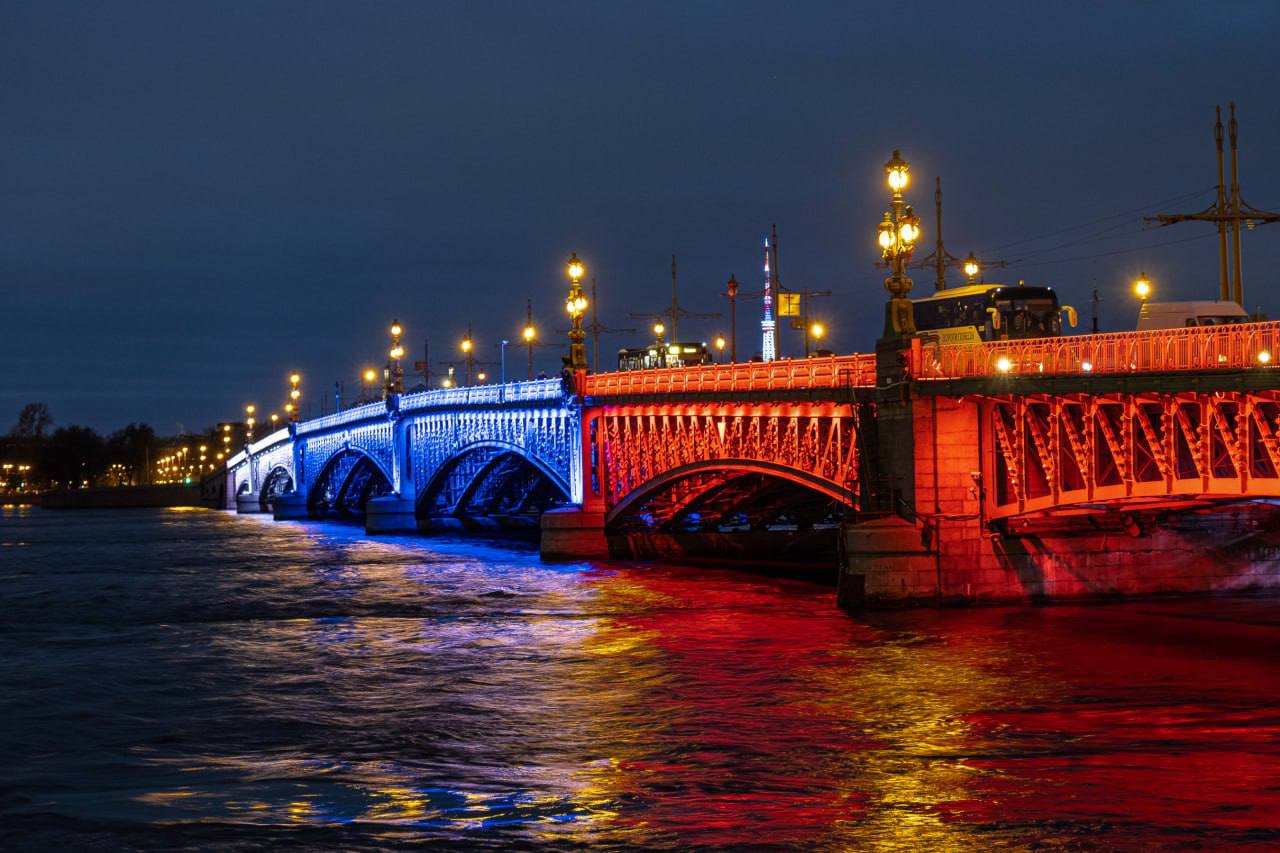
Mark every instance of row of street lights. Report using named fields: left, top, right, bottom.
left=154, top=444, right=220, bottom=484
left=238, top=150, right=1162, bottom=436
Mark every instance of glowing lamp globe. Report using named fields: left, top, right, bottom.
left=898, top=207, right=921, bottom=245
left=885, top=150, right=910, bottom=192
left=877, top=214, right=894, bottom=250
left=1134, top=274, right=1152, bottom=300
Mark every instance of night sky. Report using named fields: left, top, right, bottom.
left=3, top=1, right=1278, bottom=433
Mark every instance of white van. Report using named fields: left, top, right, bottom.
left=1136, top=300, right=1250, bottom=331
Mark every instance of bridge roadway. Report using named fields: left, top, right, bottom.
left=227, top=321, right=1280, bottom=607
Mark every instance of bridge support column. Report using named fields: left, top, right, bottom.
left=541, top=397, right=611, bottom=560
left=838, top=516, right=938, bottom=609
left=365, top=494, right=417, bottom=534
left=842, top=387, right=1280, bottom=607
left=235, top=492, right=266, bottom=514
left=540, top=507, right=609, bottom=560
left=272, top=493, right=309, bottom=520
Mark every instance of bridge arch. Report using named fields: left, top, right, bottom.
left=606, top=459, right=854, bottom=533
left=259, top=465, right=294, bottom=512
left=306, top=445, right=394, bottom=519
left=416, top=440, right=572, bottom=524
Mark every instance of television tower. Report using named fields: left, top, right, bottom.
left=761, top=237, right=777, bottom=362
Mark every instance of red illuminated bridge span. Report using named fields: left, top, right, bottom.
left=577, top=322, right=1280, bottom=526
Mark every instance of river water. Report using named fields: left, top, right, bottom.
left=2, top=507, right=1279, bottom=851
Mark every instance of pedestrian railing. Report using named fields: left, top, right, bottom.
left=295, top=400, right=387, bottom=435
left=916, top=321, right=1280, bottom=379
left=585, top=353, right=878, bottom=397
left=399, top=378, right=565, bottom=412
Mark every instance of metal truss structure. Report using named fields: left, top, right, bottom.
left=597, top=403, right=861, bottom=528
left=228, top=428, right=294, bottom=500
left=407, top=406, right=576, bottom=508
left=417, top=444, right=569, bottom=522
left=985, top=390, right=1280, bottom=519
left=228, top=380, right=575, bottom=521
left=307, top=448, right=393, bottom=518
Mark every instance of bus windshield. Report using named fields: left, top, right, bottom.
left=995, top=294, right=1060, bottom=338
left=914, top=285, right=1062, bottom=343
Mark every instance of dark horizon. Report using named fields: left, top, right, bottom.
left=3, top=1, right=1279, bottom=433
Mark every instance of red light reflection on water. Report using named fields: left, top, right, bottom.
left=570, top=569, right=1280, bottom=850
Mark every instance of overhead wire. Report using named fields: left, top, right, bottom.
left=1007, top=218, right=1155, bottom=262
left=1009, top=230, right=1222, bottom=269
left=985, top=186, right=1216, bottom=253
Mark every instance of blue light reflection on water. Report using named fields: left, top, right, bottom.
left=2, top=507, right=1280, bottom=851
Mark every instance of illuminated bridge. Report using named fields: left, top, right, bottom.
left=228, top=321, right=1280, bottom=606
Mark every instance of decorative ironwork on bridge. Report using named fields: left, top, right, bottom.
left=984, top=389, right=1280, bottom=520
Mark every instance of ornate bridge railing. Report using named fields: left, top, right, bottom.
left=919, top=321, right=1280, bottom=379
left=584, top=353, right=877, bottom=397
left=295, top=401, right=387, bottom=436
left=401, top=377, right=564, bottom=411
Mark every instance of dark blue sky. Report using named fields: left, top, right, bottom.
left=3, top=1, right=1278, bottom=432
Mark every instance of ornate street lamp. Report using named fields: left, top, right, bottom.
left=244, top=404, right=256, bottom=441
left=387, top=320, right=405, bottom=395
left=565, top=253, right=588, bottom=371
left=878, top=150, right=922, bottom=338
left=963, top=252, right=981, bottom=284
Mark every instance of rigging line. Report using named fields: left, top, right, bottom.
left=1000, top=217, right=1158, bottom=261
left=987, top=186, right=1216, bottom=252
left=1008, top=230, right=1222, bottom=269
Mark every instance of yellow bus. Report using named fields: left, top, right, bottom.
left=912, top=284, right=1076, bottom=345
